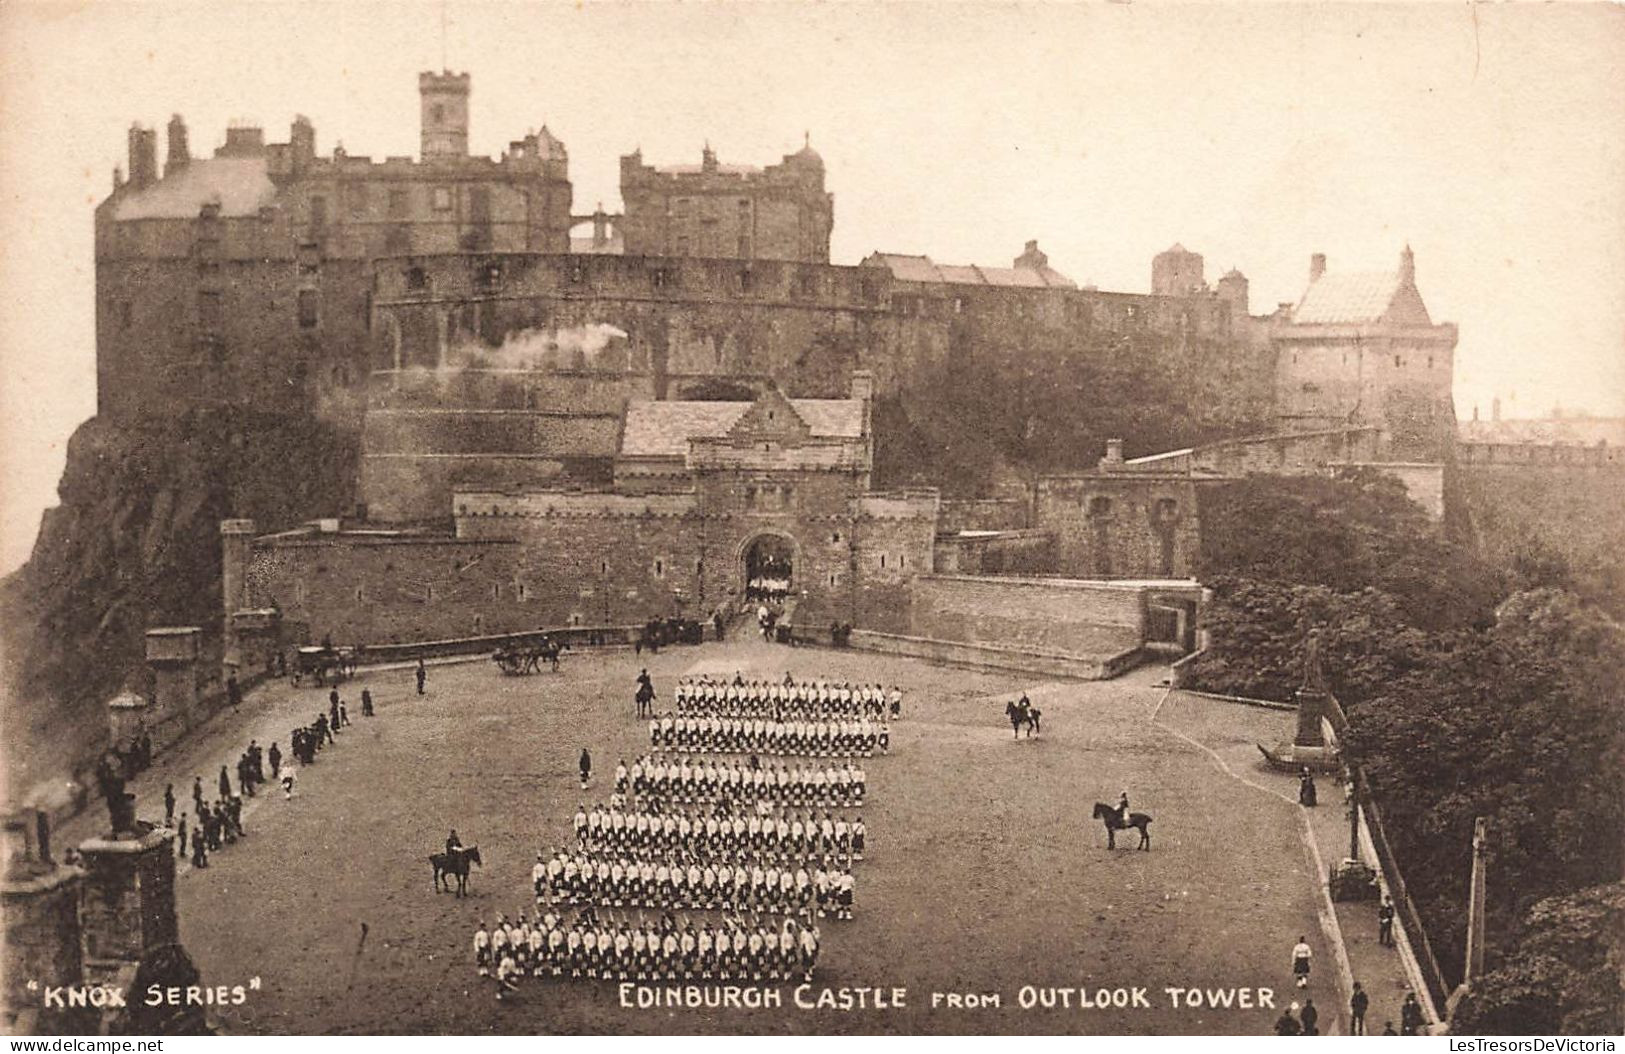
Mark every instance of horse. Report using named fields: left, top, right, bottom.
left=1005, top=700, right=1040, bottom=739
left=429, top=845, right=482, bottom=896
left=537, top=638, right=568, bottom=672
left=1092, top=803, right=1153, bottom=850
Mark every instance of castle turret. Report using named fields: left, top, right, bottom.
left=1152, top=243, right=1205, bottom=297
left=1399, top=242, right=1416, bottom=286
left=1216, top=268, right=1250, bottom=317
left=420, top=71, right=471, bottom=160
left=165, top=114, right=190, bottom=175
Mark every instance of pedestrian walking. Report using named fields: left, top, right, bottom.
left=416, top=659, right=427, bottom=695
left=1300, top=997, right=1319, bottom=1035
left=163, top=783, right=175, bottom=824
left=1378, top=896, right=1396, bottom=947
left=579, top=747, right=592, bottom=791
left=1350, top=981, right=1369, bottom=1035
left=1400, top=992, right=1424, bottom=1035
left=1291, top=935, right=1313, bottom=988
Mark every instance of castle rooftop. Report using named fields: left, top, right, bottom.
left=620, top=398, right=864, bottom=458
left=112, top=157, right=277, bottom=220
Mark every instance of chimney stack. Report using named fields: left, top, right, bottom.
left=127, top=124, right=157, bottom=190
left=165, top=114, right=190, bottom=175
left=1310, top=253, right=1327, bottom=283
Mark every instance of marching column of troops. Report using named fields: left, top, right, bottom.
left=475, top=671, right=902, bottom=996
left=648, top=714, right=889, bottom=757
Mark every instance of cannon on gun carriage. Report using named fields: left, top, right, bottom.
left=290, top=644, right=359, bottom=687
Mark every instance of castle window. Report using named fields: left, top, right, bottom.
left=600, top=560, right=609, bottom=574
left=309, top=195, right=328, bottom=230
left=737, top=268, right=754, bottom=294
left=571, top=261, right=586, bottom=284
left=389, top=189, right=409, bottom=217
left=516, top=582, right=526, bottom=601
left=354, top=586, right=364, bottom=602
left=432, top=186, right=452, bottom=212
left=297, top=289, right=319, bottom=328
left=899, top=553, right=907, bottom=569
left=799, top=272, right=818, bottom=298
left=1427, top=354, right=1435, bottom=369
left=299, top=262, right=321, bottom=278
left=1155, top=498, right=1179, bottom=522
left=198, top=291, right=222, bottom=330
left=954, top=297, right=964, bottom=315
left=492, top=584, right=501, bottom=599
left=652, top=267, right=672, bottom=290
left=406, top=266, right=429, bottom=291
left=384, top=226, right=411, bottom=254
left=829, top=573, right=838, bottom=587
left=432, top=104, right=445, bottom=123
left=831, top=532, right=840, bottom=543
left=1394, top=355, right=1403, bottom=368
left=1088, top=496, right=1113, bottom=517
left=654, top=559, right=665, bottom=578
left=879, top=554, right=886, bottom=569
left=347, top=183, right=369, bottom=217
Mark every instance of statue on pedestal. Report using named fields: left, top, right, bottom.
left=1301, top=626, right=1327, bottom=692
left=95, top=750, right=137, bottom=836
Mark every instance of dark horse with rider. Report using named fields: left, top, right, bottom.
left=430, top=829, right=482, bottom=896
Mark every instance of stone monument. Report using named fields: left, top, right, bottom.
left=76, top=781, right=208, bottom=1034
left=1258, top=626, right=1343, bottom=773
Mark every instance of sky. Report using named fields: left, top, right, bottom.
left=1, top=1, right=1622, bottom=574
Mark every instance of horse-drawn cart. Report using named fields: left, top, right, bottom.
left=291, top=645, right=358, bottom=687
left=491, top=636, right=567, bottom=675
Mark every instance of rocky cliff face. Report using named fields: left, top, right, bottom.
left=0, top=410, right=358, bottom=801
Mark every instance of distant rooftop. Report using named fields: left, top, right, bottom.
left=864, top=251, right=1076, bottom=290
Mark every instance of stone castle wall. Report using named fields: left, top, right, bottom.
left=907, top=575, right=1149, bottom=660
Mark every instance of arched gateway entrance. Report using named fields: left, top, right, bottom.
left=741, top=533, right=795, bottom=602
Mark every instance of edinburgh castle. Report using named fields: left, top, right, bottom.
left=7, top=71, right=1482, bottom=800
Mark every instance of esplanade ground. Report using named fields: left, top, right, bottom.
left=133, top=638, right=1331, bottom=1034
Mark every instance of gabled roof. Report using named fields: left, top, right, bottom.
left=620, top=397, right=864, bottom=458
left=864, top=252, right=1076, bottom=290
left=1293, top=270, right=1432, bottom=325
left=113, top=158, right=279, bottom=220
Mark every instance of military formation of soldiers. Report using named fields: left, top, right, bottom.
left=646, top=715, right=888, bottom=757
left=625, top=754, right=867, bottom=808
left=476, top=909, right=820, bottom=989
left=672, top=675, right=902, bottom=720
left=475, top=668, right=893, bottom=996
left=532, top=848, right=857, bottom=918
left=571, top=800, right=866, bottom=864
